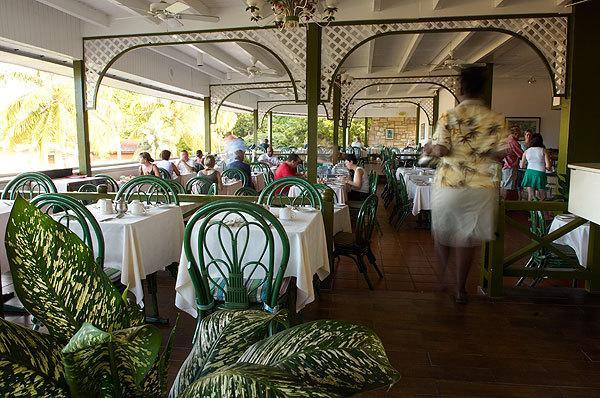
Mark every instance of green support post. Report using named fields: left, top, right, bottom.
left=557, top=98, right=571, bottom=175
left=203, top=97, right=211, bottom=153
left=267, top=111, right=273, bottom=146
left=306, top=23, right=322, bottom=183
left=253, top=109, right=259, bottom=146
left=432, top=91, right=440, bottom=128
left=342, top=117, right=348, bottom=149
left=73, top=60, right=91, bottom=176
left=332, top=80, right=341, bottom=162
left=364, top=117, right=369, bottom=146
left=415, top=106, right=420, bottom=145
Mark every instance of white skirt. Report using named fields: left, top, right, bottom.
left=431, top=187, right=499, bottom=247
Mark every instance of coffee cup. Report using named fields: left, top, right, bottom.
left=99, top=199, right=113, bottom=214
left=130, top=200, right=146, bottom=216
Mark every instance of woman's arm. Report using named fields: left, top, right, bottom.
left=139, top=165, right=144, bottom=176
left=520, top=151, right=527, bottom=169
left=172, top=163, right=181, bottom=177
left=544, top=149, right=552, bottom=171
left=348, top=168, right=363, bottom=189
left=151, top=165, right=161, bottom=177
left=216, top=171, right=223, bottom=192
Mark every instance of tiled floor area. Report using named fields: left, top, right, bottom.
left=5, top=192, right=600, bottom=397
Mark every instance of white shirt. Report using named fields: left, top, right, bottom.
left=154, top=160, right=176, bottom=178
left=258, top=153, right=279, bottom=167
left=351, top=141, right=364, bottom=149
left=176, top=159, right=195, bottom=175
left=525, top=147, right=546, bottom=172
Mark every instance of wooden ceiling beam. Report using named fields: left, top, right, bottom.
left=429, top=32, right=474, bottom=72
left=373, top=0, right=383, bottom=11
left=150, top=46, right=225, bottom=80
left=397, top=33, right=423, bottom=73
left=432, top=0, right=451, bottom=10
left=466, top=35, right=512, bottom=63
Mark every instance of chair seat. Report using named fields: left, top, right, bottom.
left=103, top=268, right=122, bottom=283
left=210, top=277, right=290, bottom=304
left=334, top=232, right=356, bottom=248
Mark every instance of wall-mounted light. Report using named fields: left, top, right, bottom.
left=528, top=76, right=536, bottom=85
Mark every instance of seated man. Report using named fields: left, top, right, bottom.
left=258, top=146, right=279, bottom=167
left=227, top=150, right=253, bottom=188
left=275, top=154, right=302, bottom=180
left=260, top=138, right=270, bottom=151
left=176, top=150, right=196, bottom=175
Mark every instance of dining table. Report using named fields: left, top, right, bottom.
left=397, top=168, right=435, bottom=216
left=175, top=206, right=330, bottom=316
left=252, top=172, right=266, bottom=192
left=333, top=204, right=352, bottom=235
left=221, top=178, right=243, bottom=195
left=289, top=181, right=348, bottom=205
left=548, top=214, right=590, bottom=266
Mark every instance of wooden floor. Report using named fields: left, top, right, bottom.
left=6, top=194, right=600, bottom=397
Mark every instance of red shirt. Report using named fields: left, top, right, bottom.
left=503, top=135, right=524, bottom=170
left=275, top=162, right=297, bottom=179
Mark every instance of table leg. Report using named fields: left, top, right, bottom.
left=144, top=272, right=169, bottom=325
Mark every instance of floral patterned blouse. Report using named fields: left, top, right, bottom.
left=432, top=99, right=509, bottom=189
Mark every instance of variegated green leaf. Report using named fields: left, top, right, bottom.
left=61, top=322, right=161, bottom=397
left=5, top=196, right=133, bottom=338
left=0, top=318, right=69, bottom=397
left=238, top=320, right=401, bottom=396
left=179, top=363, right=341, bottom=398
left=142, top=315, right=179, bottom=397
left=169, top=310, right=281, bottom=398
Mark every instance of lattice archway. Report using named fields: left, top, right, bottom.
left=210, top=82, right=294, bottom=123
left=339, top=76, right=459, bottom=118
left=258, top=101, right=331, bottom=126
left=322, top=15, right=569, bottom=101
left=82, top=27, right=307, bottom=109
left=348, top=97, right=435, bottom=126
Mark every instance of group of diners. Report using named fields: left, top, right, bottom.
left=136, top=141, right=370, bottom=199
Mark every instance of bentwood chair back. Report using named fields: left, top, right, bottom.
left=115, top=176, right=179, bottom=205
left=1, top=172, right=57, bottom=200
left=222, top=168, right=248, bottom=187
left=94, top=174, right=119, bottom=192
left=158, top=167, right=171, bottom=180
left=258, top=177, right=322, bottom=210
left=184, top=201, right=290, bottom=338
left=235, top=187, right=259, bottom=196
left=186, top=176, right=217, bottom=195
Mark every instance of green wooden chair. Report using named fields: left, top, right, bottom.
left=333, top=194, right=382, bottom=290
left=251, top=162, right=274, bottom=185
left=30, top=194, right=120, bottom=284
left=115, top=176, right=179, bottom=205
left=184, top=201, right=291, bottom=341
left=94, top=174, right=119, bottom=192
left=235, top=187, right=259, bottom=196
left=258, top=177, right=322, bottom=210
left=222, top=168, right=248, bottom=187
left=78, top=183, right=99, bottom=205
left=158, top=167, right=171, bottom=180
left=1, top=172, right=57, bottom=200
left=369, top=170, right=378, bottom=194
left=167, top=179, right=186, bottom=195
left=186, top=176, right=217, bottom=195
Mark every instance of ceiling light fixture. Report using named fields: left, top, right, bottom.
left=528, top=76, right=537, bottom=85
left=245, top=0, right=339, bottom=30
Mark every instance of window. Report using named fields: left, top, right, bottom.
left=0, top=62, right=77, bottom=175
left=89, top=85, right=204, bottom=166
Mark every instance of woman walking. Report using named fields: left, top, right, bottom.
left=520, top=134, right=552, bottom=201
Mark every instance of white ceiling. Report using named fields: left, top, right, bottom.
left=25, top=0, right=567, bottom=103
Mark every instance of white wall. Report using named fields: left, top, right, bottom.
left=438, top=89, right=456, bottom=117
left=418, top=107, right=431, bottom=144
left=492, top=76, right=560, bottom=148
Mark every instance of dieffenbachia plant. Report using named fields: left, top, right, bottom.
left=169, top=310, right=400, bottom=397
left=0, top=196, right=175, bottom=397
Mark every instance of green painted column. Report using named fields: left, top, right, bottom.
left=203, top=97, right=211, bottom=153
left=253, top=109, right=259, bottom=146
left=482, top=63, right=494, bottom=107
left=267, top=111, right=273, bottom=146
left=432, top=91, right=440, bottom=128
left=415, top=106, right=420, bottom=145
left=332, top=80, right=341, bottom=162
left=364, top=117, right=369, bottom=146
left=73, top=60, right=91, bottom=176
left=342, top=117, right=348, bottom=149
left=306, top=23, right=322, bottom=183
left=563, top=1, right=600, bottom=168
left=557, top=97, right=571, bottom=174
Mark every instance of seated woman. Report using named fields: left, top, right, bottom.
left=344, top=154, right=370, bottom=201
left=154, top=149, right=180, bottom=179
left=138, top=152, right=160, bottom=177
left=197, top=155, right=223, bottom=194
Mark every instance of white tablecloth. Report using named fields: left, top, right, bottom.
left=289, top=182, right=347, bottom=205
left=53, top=176, right=107, bottom=192
left=0, top=201, right=14, bottom=273
left=85, top=204, right=184, bottom=305
left=175, top=207, right=330, bottom=316
left=252, top=172, right=266, bottom=192
left=221, top=180, right=243, bottom=195
left=396, top=167, right=435, bottom=181
left=177, top=173, right=196, bottom=188
left=333, top=205, right=352, bottom=235
left=405, top=176, right=432, bottom=216
left=549, top=216, right=590, bottom=266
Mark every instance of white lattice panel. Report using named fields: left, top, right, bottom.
left=348, top=97, right=435, bottom=125
left=257, top=100, right=298, bottom=126
left=340, top=76, right=458, bottom=117
left=209, top=82, right=293, bottom=123
left=323, top=16, right=568, bottom=99
left=83, top=28, right=306, bottom=109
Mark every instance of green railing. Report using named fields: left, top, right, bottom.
left=480, top=200, right=600, bottom=298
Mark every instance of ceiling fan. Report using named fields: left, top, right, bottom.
left=237, top=57, right=280, bottom=78
left=431, top=52, right=485, bottom=71
left=564, top=0, right=593, bottom=6
left=115, top=1, right=220, bottom=26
